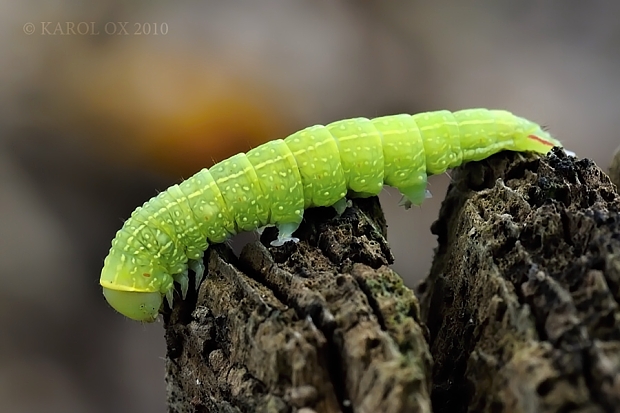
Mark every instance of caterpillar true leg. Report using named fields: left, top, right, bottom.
left=189, top=259, right=205, bottom=291
left=173, top=270, right=189, bottom=299
left=165, top=288, right=174, bottom=310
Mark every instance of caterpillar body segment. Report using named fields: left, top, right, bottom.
left=326, top=118, right=385, bottom=197
left=244, top=139, right=306, bottom=246
left=100, top=108, right=563, bottom=321
left=412, top=109, right=463, bottom=174
left=371, top=114, right=429, bottom=207
left=283, top=125, right=347, bottom=209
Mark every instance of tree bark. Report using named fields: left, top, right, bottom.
left=164, top=197, right=433, bottom=413
left=420, top=148, right=620, bottom=413
left=164, top=147, right=620, bottom=413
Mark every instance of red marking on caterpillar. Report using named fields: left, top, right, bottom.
left=528, top=135, right=555, bottom=147
left=143, top=273, right=151, bottom=278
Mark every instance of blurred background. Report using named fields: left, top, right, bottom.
left=1, top=1, right=619, bottom=412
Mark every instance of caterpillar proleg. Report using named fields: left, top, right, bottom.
left=100, top=108, right=563, bottom=321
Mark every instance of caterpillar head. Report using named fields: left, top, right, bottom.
left=102, top=287, right=162, bottom=322
left=100, top=252, right=171, bottom=322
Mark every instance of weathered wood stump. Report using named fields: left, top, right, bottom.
left=164, top=197, right=433, bottom=413
left=165, top=148, right=620, bottom=413
left=420, top=148, right=620, bottom=413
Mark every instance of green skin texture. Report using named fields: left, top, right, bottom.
left=100, top=108, right=562, bottom=322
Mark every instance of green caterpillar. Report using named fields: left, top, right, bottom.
left=100, top=108, right=562, bottom=322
